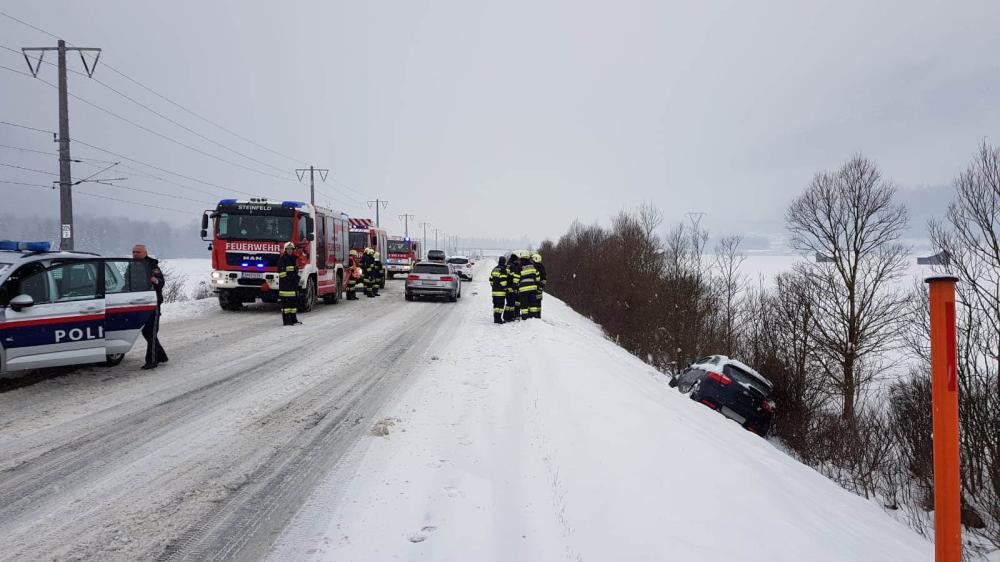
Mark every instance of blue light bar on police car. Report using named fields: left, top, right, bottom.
left=0, top=240, right=51, bottom=252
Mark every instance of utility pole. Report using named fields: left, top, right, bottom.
left=434, top=228, right=441, bottom=250
left=419, top=221, right=431, bottom=258
left=295, top=166, right=328, bottom=206
left=398, top=213, right=415, bottom=237
left=22, top=40, right=101, bottom=251
left=367, top=197, right=388, bottom=227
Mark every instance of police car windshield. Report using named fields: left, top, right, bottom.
left=386, top=240, right=409, bottom=253
left=218, top=213, right=293, bottom=241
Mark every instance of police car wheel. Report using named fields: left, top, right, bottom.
left=105, top=353, right=125, bottom=366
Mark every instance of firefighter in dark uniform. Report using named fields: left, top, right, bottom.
left=506, top=253, right=521, bottom=321
left=490, top=256, right=508, bottom=324
left=532, top=253, right=546, bottom=318
left=362, top=247, right=375, bottom=298
left=372, top=252, right=385, bottom=297
left=133, top=244, right=168, bottom=369
left=277, top=242, right=301, bottom=325
left=346, top=249, right=360, bottom=300
left=518, top=251, right=539, bottom=320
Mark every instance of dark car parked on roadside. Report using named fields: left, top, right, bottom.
left=669, top=355, right=776, bottom=437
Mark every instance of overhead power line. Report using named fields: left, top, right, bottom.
left=1, top=178, right=196, bottom=215
left=1, top=66, right=298, bottom=183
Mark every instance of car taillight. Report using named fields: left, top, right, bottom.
left=762, top=399, right=776, bottom=413
left=406, top=275, right=420, bottom=281
left=440, top=276, right=455, bottom=282
left=707, top=371, right=732, bottom=385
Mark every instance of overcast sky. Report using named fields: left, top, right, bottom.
left=1, top=0, right=999, bottom=244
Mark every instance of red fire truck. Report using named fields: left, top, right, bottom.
left=201, top=198, right=349, bottom=311
left=384, top=235, right=420, bottom=278
left=348, top=218, right=388, bottom=288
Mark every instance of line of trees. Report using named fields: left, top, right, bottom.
left=540, top=145, right=1000, bottom=556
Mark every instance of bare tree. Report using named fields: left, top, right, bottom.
left=713, top=235, right=746, bottom=356
left=786, top=155, right=910, bottom=422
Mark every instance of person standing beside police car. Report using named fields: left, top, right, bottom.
left=132, top=244, right=168, bottom=369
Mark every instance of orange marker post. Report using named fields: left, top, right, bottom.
left=926, top=275, right=961, bottom=562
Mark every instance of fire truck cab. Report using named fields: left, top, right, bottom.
left=348, top=219, right=388, bottom=289
left=202, top=198, right=349, bottom=311
left=384, top=236, right=420, bottom=278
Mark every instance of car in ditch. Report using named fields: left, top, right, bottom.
left=404, top=261, right=461, bottom=302
left=0, top=241, right=157, bottom=374
left=669, top=355, right=776, bottom=436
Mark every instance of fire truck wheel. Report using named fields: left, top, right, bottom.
left=218, top=290, right=243, bottom=311
left=300, top=278, right=317, bottom=312
left=323, top=279, right=340, bottom=304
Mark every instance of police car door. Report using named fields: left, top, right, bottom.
left=102, top=259, right=156, bottom=357
left=0, top=260, right=105, bottom=373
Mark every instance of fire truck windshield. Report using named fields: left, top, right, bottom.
left=386, top=240, right=409, bottom=254
left=349, top=231, right=368, bottom=249
left=217, top=213, right=294, bottom=242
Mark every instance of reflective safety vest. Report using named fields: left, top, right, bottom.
left=518, top=263, right=538, bottom=293
left=490, top=266, right=507, bottom=297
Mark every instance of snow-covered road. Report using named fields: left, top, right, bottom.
left=0, top=278, right=465, bottom=561
left=0, top=259, right=934, bottom=562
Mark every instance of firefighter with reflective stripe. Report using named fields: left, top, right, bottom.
left=372, top=252, right=384, bottom=296
left=532, top=253, right=546, bottom=319
left=346, top=250, right=360, bottom=300
left=362, top=247, right=375, bottom=297
left=505, top=253, right=521, bottom=321
left=490, top=256, right=508, bottom=324
left=518, top=251, right=539, bottom=320
left=277, top=242, right=301, bottom=325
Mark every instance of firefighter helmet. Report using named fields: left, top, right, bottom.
left=350, top=249, right=358, bottom=257
left=519, top=250, right=530, bottom=259
left=373, top=251, right=381, bottom=260
left=365, top=247, right=374, bottom=255
left=532, top=253, right=542, bottom=263
left=284, top=241, right=296, bottom=250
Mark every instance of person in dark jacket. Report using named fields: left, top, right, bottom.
left=490, top=256, right=508, bottom=324
left=506, top=253, right=521, bottom=321
left=362, top=247, right=375, bottom=298
left=518, top=252, right=539, bottom=320
left=132, top=244, right=168, bottom=369
left=532, top=253, right=546, bottom=318
left=277, top=242, right=301, bottom=325
left=372, top=252, right=384, bottom=296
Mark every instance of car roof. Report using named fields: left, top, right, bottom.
left=691, top=355, right=774, bottom=389
left=0, top=249, right=101, bottom=262
left=413, top=260, right=450, bottom=266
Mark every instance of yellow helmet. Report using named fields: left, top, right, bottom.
left=365, top=247, right=375, bottom=255
left=532, top=253, right=542, bottom=263
left=373, top=251, right=381, bottom=260
left=284, top=241, right=296, bottom=250
left=350, top=249, right=359, bottom=257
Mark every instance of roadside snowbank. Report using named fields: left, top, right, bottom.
left=270, top=272, right=932, bottom=561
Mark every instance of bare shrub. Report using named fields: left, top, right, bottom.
left=159, top=266, right=188, bottom=303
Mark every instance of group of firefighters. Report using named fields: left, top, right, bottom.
left=489, top=251, right=546, bottom=324
left=277, top=242, right=547, bottom=327
left=276, top=242, right=385, bottom=326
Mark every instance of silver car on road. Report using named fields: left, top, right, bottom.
left=404, top=261, right=461, bottom=302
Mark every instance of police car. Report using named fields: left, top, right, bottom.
left=0, top=241, right=158, bottom=375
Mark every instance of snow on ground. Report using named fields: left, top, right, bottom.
left=268, top=263, right=932, bottom=562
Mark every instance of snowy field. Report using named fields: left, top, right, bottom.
left=267, top=263, right=932, bottom=562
